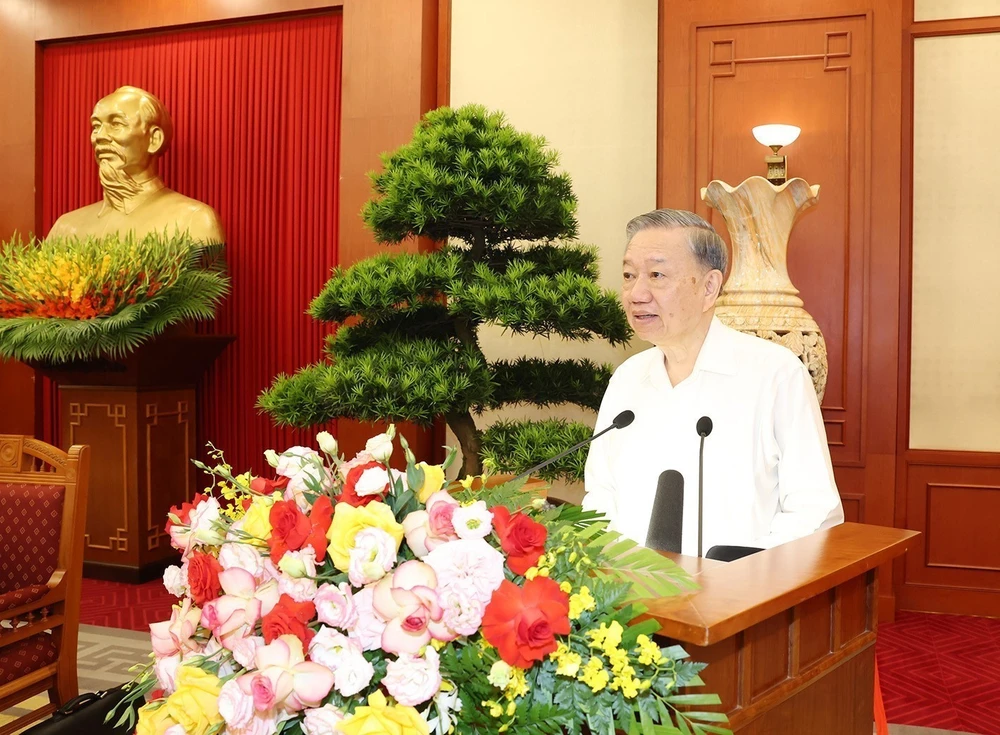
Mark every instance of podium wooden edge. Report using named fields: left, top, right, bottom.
left=641, top=523, right=919, bottom=646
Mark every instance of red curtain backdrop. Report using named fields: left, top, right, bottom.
left=39, top=12, right=343, bottom=474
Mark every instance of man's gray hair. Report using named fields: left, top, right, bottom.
left=625, top=209, right=728, bottom=275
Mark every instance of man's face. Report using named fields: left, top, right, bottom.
left=90, top=92, right=155, bottom=176
left=622, top=227, right=719, bottom=346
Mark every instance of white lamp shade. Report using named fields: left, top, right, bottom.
left=752, top=124, right=801, bottom=148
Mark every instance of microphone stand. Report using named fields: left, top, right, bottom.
left=698, top=434, right=706, bottom=558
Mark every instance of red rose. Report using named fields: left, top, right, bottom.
left=164, top=493, right=209, bottom=536
left=268, top=500, right=312, bottom=564
left=481, top=577, right=570, bottom=668
left=249, top=476, right=289, bottom=494
left=306, top=496, right=334, bottom=562
left=338, top=461, right=388, bottom=507
left=261, top=594, right=316, bottom=647
left=491, top=506, right=547, bottom=575
left=187, top=550, right=223, bottom=606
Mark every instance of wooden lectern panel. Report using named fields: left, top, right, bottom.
left=646, top=524, right=917, bottom=734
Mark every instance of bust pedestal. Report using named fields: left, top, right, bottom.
left=32, top=331, right=232, bottom=582
left=701, top=176, right=828, bottom=401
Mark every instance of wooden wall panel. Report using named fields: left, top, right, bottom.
left=661, top=0, right=902, bottom=616
left=0, top=0, right=441, bottom=459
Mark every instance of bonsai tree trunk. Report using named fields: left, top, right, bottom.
left=445, top=410, right=483, bottom=477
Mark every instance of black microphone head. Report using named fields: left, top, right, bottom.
left=612, top=410, right=635, bottom=429
left=646, top=469, right=684, bottom=553
left=696, top=416, right=713, bottom=438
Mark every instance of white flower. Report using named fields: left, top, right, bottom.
left=231, top=635, right=265, bottom=670
left=264, top=449, right=280, bottom=468
left=218, top=542, right=265, bottom=581
left=488, top=660, right=512, bottom=689
left=425, top=538, right=506, bottom=605
left=274, top=446, right=322, bottom=478
left=228, top=713, right=277, bottom=735
left=348, top=586, right=387, bottom=652
left=153, top=653, right=181, bottom=694
left=440, top=586, right=486, bottom=636
left=162, top=565, right=187, bottom=597
left=365, top=431, right=394, bottom=463
left=316, top=431, right=339, bottom=457
left=188, top=496, right=225, bottom=547
left=452, top=501, right=493, bottom=540
left=202, top=637, right=236, bottom=678
left=277, top=572, right=318, bottom=603
left=348, top=527, right=397, bottom=586
left=302, top=705, right=345, bottom=735
left=218, top=678, right=254, bottom=729
left=315, top=582, right=359, bottom=630
left=426, top=685, right=463, bottom=735
left=164, top=726, right=187, bottom=735
left=308, top=626, right=354, bottom=670
left=334, top=646, right=375, bottom=697
left=277, top=546, right=318, bottom=579
left=383, top=648, right=442, bottom=706
left=355, top=465, right=391, bottom=497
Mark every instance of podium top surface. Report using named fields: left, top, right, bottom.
left=643, top=522, right=918, bottom=646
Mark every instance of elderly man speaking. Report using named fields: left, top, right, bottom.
left=583, top=209, right=843, bottom=558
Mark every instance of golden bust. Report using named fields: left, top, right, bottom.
left=47, top=86, right=225, bottom=243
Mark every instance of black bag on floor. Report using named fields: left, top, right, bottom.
left=22, top=685, right=139, bottom=734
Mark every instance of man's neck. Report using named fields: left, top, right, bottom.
left=658, top=313, right=714, bottom=387
left=100, top=173, right=165, bottom=217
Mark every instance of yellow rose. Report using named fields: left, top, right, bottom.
left=415, top=462, right=445, bottom=503
left=337, top=690, right=429, bottom=735
left=326, top=501, right=404, bottom=572
left=135, top=704, right=177, bottom=735
left=163, top=666, right=222, bottom=735
left=242, top=491, right=280, bottom=539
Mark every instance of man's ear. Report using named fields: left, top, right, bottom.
left=704, top=269, right=724, bottom=306
left=148, top=126, right=165, bottom=156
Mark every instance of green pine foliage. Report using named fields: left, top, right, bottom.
left=260, top=104, right=631, bottom=478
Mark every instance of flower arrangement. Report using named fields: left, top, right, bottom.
left=119, top=428, right=730, bottom=735
left=0, top=232, right=228, bottom=363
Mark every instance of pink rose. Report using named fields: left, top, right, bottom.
left=150, top=598, right=202, bottom=657
left=219, top=678, right=255, bottom=729
left=237, top=635, right=335, bottom=712
left=315, top=582, right=359, bottom=629
left=372, top=560, right=444, bottom=654
left=383, top=648, right=442, bottom=706
left=348, top=586, right=386, bottom=652
left=402, top=492, right=460, bottom=558
left=200, top=569, right=280, bottom=650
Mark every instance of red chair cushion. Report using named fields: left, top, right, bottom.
left=0, top=632, right=58, bottom=686
left=0, top=584, right=50, bottom=614
left=0, top=483, right=65, bottom=591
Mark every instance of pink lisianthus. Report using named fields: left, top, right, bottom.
left=372, top=560, right=445, bottom=654
left=168, top=496, right=225, bottom=557
left=439, top=585, right=487, bottom=637
left=232, top=635, right=266, bottom=670
left=218, top=541, right=266, bottom=581
left=348, top=527, right=398, bottom=586
left=424, top=538, right=506, bottom=606
left=153, top=653, right=181, bottom=694
left=314, top=582, right=358, bottom=630
left=348, top=586, right=386, bottom=652
left=218, top=678, right=255, bottom=731
left=339, top=450, right=375, bottom=481
left=274, top=446, right=333, bottom=512
left=236, top=635, right=335, bottom=713
left=302, top=705, right=345, bottom=735
left=200, top=568, right=280, bottom=650
left=162, top=564, right=188, bottom=597
left=383, top=648, right=442, bottom=706
left=150, top=598, right=202, bottom=657
left=402, top=492, right=460, bottom=558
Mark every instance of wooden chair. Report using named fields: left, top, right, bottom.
left=0, top=436, right=90, bottom=735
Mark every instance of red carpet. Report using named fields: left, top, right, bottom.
left=877, top=610, right=1000, bottom=734
left=80, top=577, right=176, bottom=632
left=80, top=579, right=997, bottom=732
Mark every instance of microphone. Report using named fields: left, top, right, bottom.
left=509, top=410, right=635, bottom=484
left=696, top=416, right=713, bottom=558
left=645, top=470, right=684, bottom=552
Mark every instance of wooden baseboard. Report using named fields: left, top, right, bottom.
left=84, top=558, right=173, bottom=584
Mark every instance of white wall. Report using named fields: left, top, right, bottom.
left=449, top=0, right=659, bottom=498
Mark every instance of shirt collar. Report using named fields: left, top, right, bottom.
left=647, top=316, right=738, bottom=390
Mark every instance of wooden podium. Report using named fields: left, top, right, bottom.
left=645, top=523, right=918, bottom=734
left=33, top=333, right=232, bottom=582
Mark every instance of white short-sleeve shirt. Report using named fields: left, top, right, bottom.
left=583, top=317, right=844, bottom=554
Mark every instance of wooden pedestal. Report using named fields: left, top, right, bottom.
left=34, top=334, right=232, bottom=582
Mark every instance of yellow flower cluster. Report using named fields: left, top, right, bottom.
left=583, top=621, right=650, bottom=699
left=636, top=634, right=665, bottom=666
left=216, top=471, right=253, bottom=521
left=549, top=641, right=583, bottom=677
left=568, top=585, right=596, bottom=620
left=524, top=552, right=553, bottom=580
left=578, top=655, right=610, bottom=692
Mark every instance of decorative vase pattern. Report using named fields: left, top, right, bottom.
left=701, top=176, right=828, bottom=401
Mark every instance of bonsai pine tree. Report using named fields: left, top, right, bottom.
left=259, top=105, right=630, bottom=479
